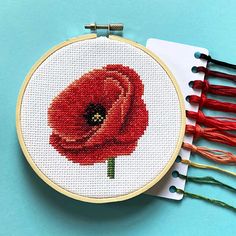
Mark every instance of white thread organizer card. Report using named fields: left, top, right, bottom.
left=145, top=38, right=208, bottom=200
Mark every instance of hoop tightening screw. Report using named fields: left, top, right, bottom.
left=85, top=23, right=124, bottom=32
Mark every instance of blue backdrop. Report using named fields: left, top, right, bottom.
left=1, top=0, right=236, bottom=235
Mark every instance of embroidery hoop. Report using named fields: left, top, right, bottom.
left=16, top=33, right=186, bottom=203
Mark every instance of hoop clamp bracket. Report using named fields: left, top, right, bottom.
left=84, top=23, right=123, bottom=36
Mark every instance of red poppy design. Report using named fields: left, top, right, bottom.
left=48, top=64, right=148, bottom=165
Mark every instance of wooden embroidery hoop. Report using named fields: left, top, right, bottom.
left=16, top=27, right=186, bottom=203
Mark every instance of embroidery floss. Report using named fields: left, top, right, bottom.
left=177, top=172, right=236, bottom=192
left=185, top=124, right=236, bottom=146
left=177, top=188, right=236, bottom=213
left=197, top=53, right=236, bottom=70
left=181, top=159, right=236, bottom=177
left=191, top=80, right=236, bottom=97
left=188, top=94, right=236, bottom=113
left=174, top=172, right=236, bottom=212
left=182, top=142, right=236, bottom=164
left=193, top=66, right=236, bottom=82
left=186, top=110, right=236, bottom=130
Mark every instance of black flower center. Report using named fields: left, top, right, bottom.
left=83, top=103, right=106, bottom=126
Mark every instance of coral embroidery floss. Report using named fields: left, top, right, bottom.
left=16, top=25, right=185, bottom=203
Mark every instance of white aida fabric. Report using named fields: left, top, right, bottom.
left=20, top=36, right=183, bottom=200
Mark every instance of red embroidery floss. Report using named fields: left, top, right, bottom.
left=186, top=110, right=236, bottom=130
left=194, top=66, right=236, bottom=82
left=188, top=94, right=236, bottom=113
left=192, top=80, right=236, bottom=97
left=185, top=124, right=236, bottom=146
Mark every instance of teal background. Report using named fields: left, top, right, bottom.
left=1, top=0, right=236, bottom=235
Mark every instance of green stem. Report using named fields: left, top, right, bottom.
left=107, top=158, right=115, bottom=179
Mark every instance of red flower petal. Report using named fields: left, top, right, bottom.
left=50, top=133, right=137, bottom=164
left=48, top=70, right=125, bottom=141
left=48, top=65, right=148, bottom=164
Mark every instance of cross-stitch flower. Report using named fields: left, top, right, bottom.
left=48, top=64, right=148, bottom=167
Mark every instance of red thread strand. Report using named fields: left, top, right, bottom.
left=196, top=66, right=236, bottom=82
left=192, top=80, right=236, bottom=97
left=182, top=142, right=236, bottom=164
left=185, top=124, right=236, bottom=146
left=189, top=94, right=236, bottom=113
left=186, top=110, right=236, bottom=130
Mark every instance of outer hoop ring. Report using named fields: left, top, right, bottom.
left=16, top=34, right=186, bottom=203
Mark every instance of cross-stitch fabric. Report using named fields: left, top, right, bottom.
left=20, top=36, right=183, bottom=200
